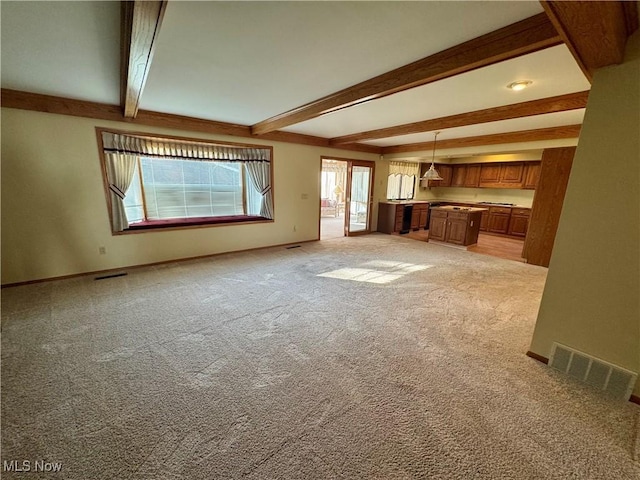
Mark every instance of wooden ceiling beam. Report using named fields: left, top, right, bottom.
left=330, top=91, right=589, bottom=145
left=1, top=89, right=382, bottom=154
left=381, top=125, right=581, bottom=154
left=121, top=1, right=167, bottom=118
left=250, top=13, right=561, bottom=135
left=540, top=1, right=637, bottom=82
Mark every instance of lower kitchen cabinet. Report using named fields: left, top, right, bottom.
left=508, top=208, right=531, bottom=237
left=487, top=206, right=511, bottom=234
left=428, top=207, right=485, bottom=247
left=378, top=201, right=430, bottom=234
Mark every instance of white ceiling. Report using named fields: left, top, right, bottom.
left=1, top=1, right=591, bottom=155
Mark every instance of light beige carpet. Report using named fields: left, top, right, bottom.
left=2, top=233, right=639, bottom=479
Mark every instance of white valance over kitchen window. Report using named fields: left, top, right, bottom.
left=389, top=161, right=419, bottom=177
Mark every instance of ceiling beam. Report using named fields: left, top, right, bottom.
left=540, top=1, right=636, bottom=82
left=121, top=1, right=168, bottom=118
left=330, top=91, right=589, bottom=145
left=1, top=89, right=382, bottom=154
left=250, top=13, right=561, bottom=136
left=381, top=125, right=581, bottom=154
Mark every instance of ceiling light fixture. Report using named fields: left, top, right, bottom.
left=507, top=80, right=533, bottom=91
left=421, top=131, right=443, bottom=181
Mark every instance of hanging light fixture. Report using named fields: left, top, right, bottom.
left=421, top=131, right=443, bottom=181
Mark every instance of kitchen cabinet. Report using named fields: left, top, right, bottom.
left=377, top=201, right=430, bottom=234
left=487, top=206, right=511, bottom=234
left=523, top=162, right=541, bottom=189
left=508, top=208, right=530, bottom=237
left=410, top=203, right=429, bottom=230
left=499, top=162, right=525, bottom=185
left=465, top=165, right=481, bottom=187
left=479, top=210, right=489, bottom=231
left=421, top=164, right=452, bottom=187
left=451, top=165, right=467, bottom=187
left=479, top=163, right=525, bottom=188
left=428, top=210, right=447, bottom=241
left=479, top=164, right=501, bottom=186
left=428, top=206, right=485, bottom=247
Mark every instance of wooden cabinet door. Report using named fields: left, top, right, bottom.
left=445, top=218, right=467, bottom=245
left=480, top=210, right=489, bottom=231
left=508, top=215, right=529, bottom=237
left=523, top=162, right=541, bottom=189
left=465, top=165, right=481, bottom=187
left=488, top=214, right=510, bottom=234
left=429, top=215, right=447, bottom=241
left=451, top=165, right=467, bottom=187
left=418, top=206, right=429, bottom=229
left=410, top=206, right=420, bottom=229
left=479, top=164, right=501, bottom=186
left=499, top=162, right=524, bottom=186
left=429, top=164, right=452, bottom=187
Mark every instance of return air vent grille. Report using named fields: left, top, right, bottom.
left=549, top=343, right=637, bottom=401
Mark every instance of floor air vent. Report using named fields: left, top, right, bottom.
left=549, top=343, right=637, bottom=401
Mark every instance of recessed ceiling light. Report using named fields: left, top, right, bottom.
left=507, top=80, right=533, bottom=91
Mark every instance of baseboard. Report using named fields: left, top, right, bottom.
left=526, top=350, right=549, bottom=364
left=526, top=351, right=640, bottom=405
left=1, top=238, right=318, bottom=288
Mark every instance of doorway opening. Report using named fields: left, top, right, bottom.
left=320, top=157, right=375, bottom=239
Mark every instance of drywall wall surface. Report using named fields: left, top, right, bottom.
left=529, top=31, right=640, bottom=396
left=1, top=108, right=378, bottom=284
left=414, top=186, right=534, bottom=207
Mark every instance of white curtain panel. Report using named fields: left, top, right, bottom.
left=389, top=161, right=419, bottom=177
left=245, top=161, right=274, bottom=219
left=105, top=153, right=138, bottom=231
left=386, top=173, right=402, bottom=200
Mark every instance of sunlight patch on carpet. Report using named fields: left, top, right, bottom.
left=318, top=261, right=433, bottom=284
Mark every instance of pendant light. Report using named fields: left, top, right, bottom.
left=421, top=131, right=443, bottom=181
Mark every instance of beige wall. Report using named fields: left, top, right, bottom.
left=1, top=108, right=380, bottom=284
left=529, top=32, right=640, bottom=396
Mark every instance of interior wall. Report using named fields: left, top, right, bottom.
left=529, top=31, right=640, bottom=396
left=0, top=108, right=379, bottom=284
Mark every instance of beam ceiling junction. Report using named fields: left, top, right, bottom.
left=121, top=1, right=167, bottom=118
left=381, top=125, right=582, bottom=155
left=251, top=13, right=562, bottom=135
left=541, top=1, right=638, bottom=82
left=330, top=91, right=589, bottom=145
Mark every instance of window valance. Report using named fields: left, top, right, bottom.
left=389, top=161, right=419, bottom=177
left=101, top=132, right=271, bottom=162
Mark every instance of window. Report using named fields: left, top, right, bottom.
left=386, top=174, right=416, bottom=200
left=98, top=129, right=273, bottom=233
left=386, top=161, right=419, bottom=200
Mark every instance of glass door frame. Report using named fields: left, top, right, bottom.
left=319, top=156, right=376, bottom=238
left=345, top=160, right=375, bottom=236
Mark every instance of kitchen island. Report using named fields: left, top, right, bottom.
left=428, top=205, right=487, bottom=247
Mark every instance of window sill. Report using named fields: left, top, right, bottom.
left=122, top=215, right=271, bottom=233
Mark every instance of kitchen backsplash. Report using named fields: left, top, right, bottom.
left=415, top=186, right=535, bottom=208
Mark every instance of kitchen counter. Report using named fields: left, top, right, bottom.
left=379, top=200, right=430, bottom=205
left=430, top=205, right=488, bottom=213
left=428, top=199, right=531, bottom=208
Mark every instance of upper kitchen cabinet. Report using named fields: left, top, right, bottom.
left=420, top=163, right=452, bottom=187
left=464, top=165, right=481, bottom=187
left=450, top=164, right=481, bottom=188
left=479, top=162, right=525, bottom=188
left=523, top=162, right=541, bottom=190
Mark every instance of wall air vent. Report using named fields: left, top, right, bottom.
left=549, top=343, right=637, bottom=401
